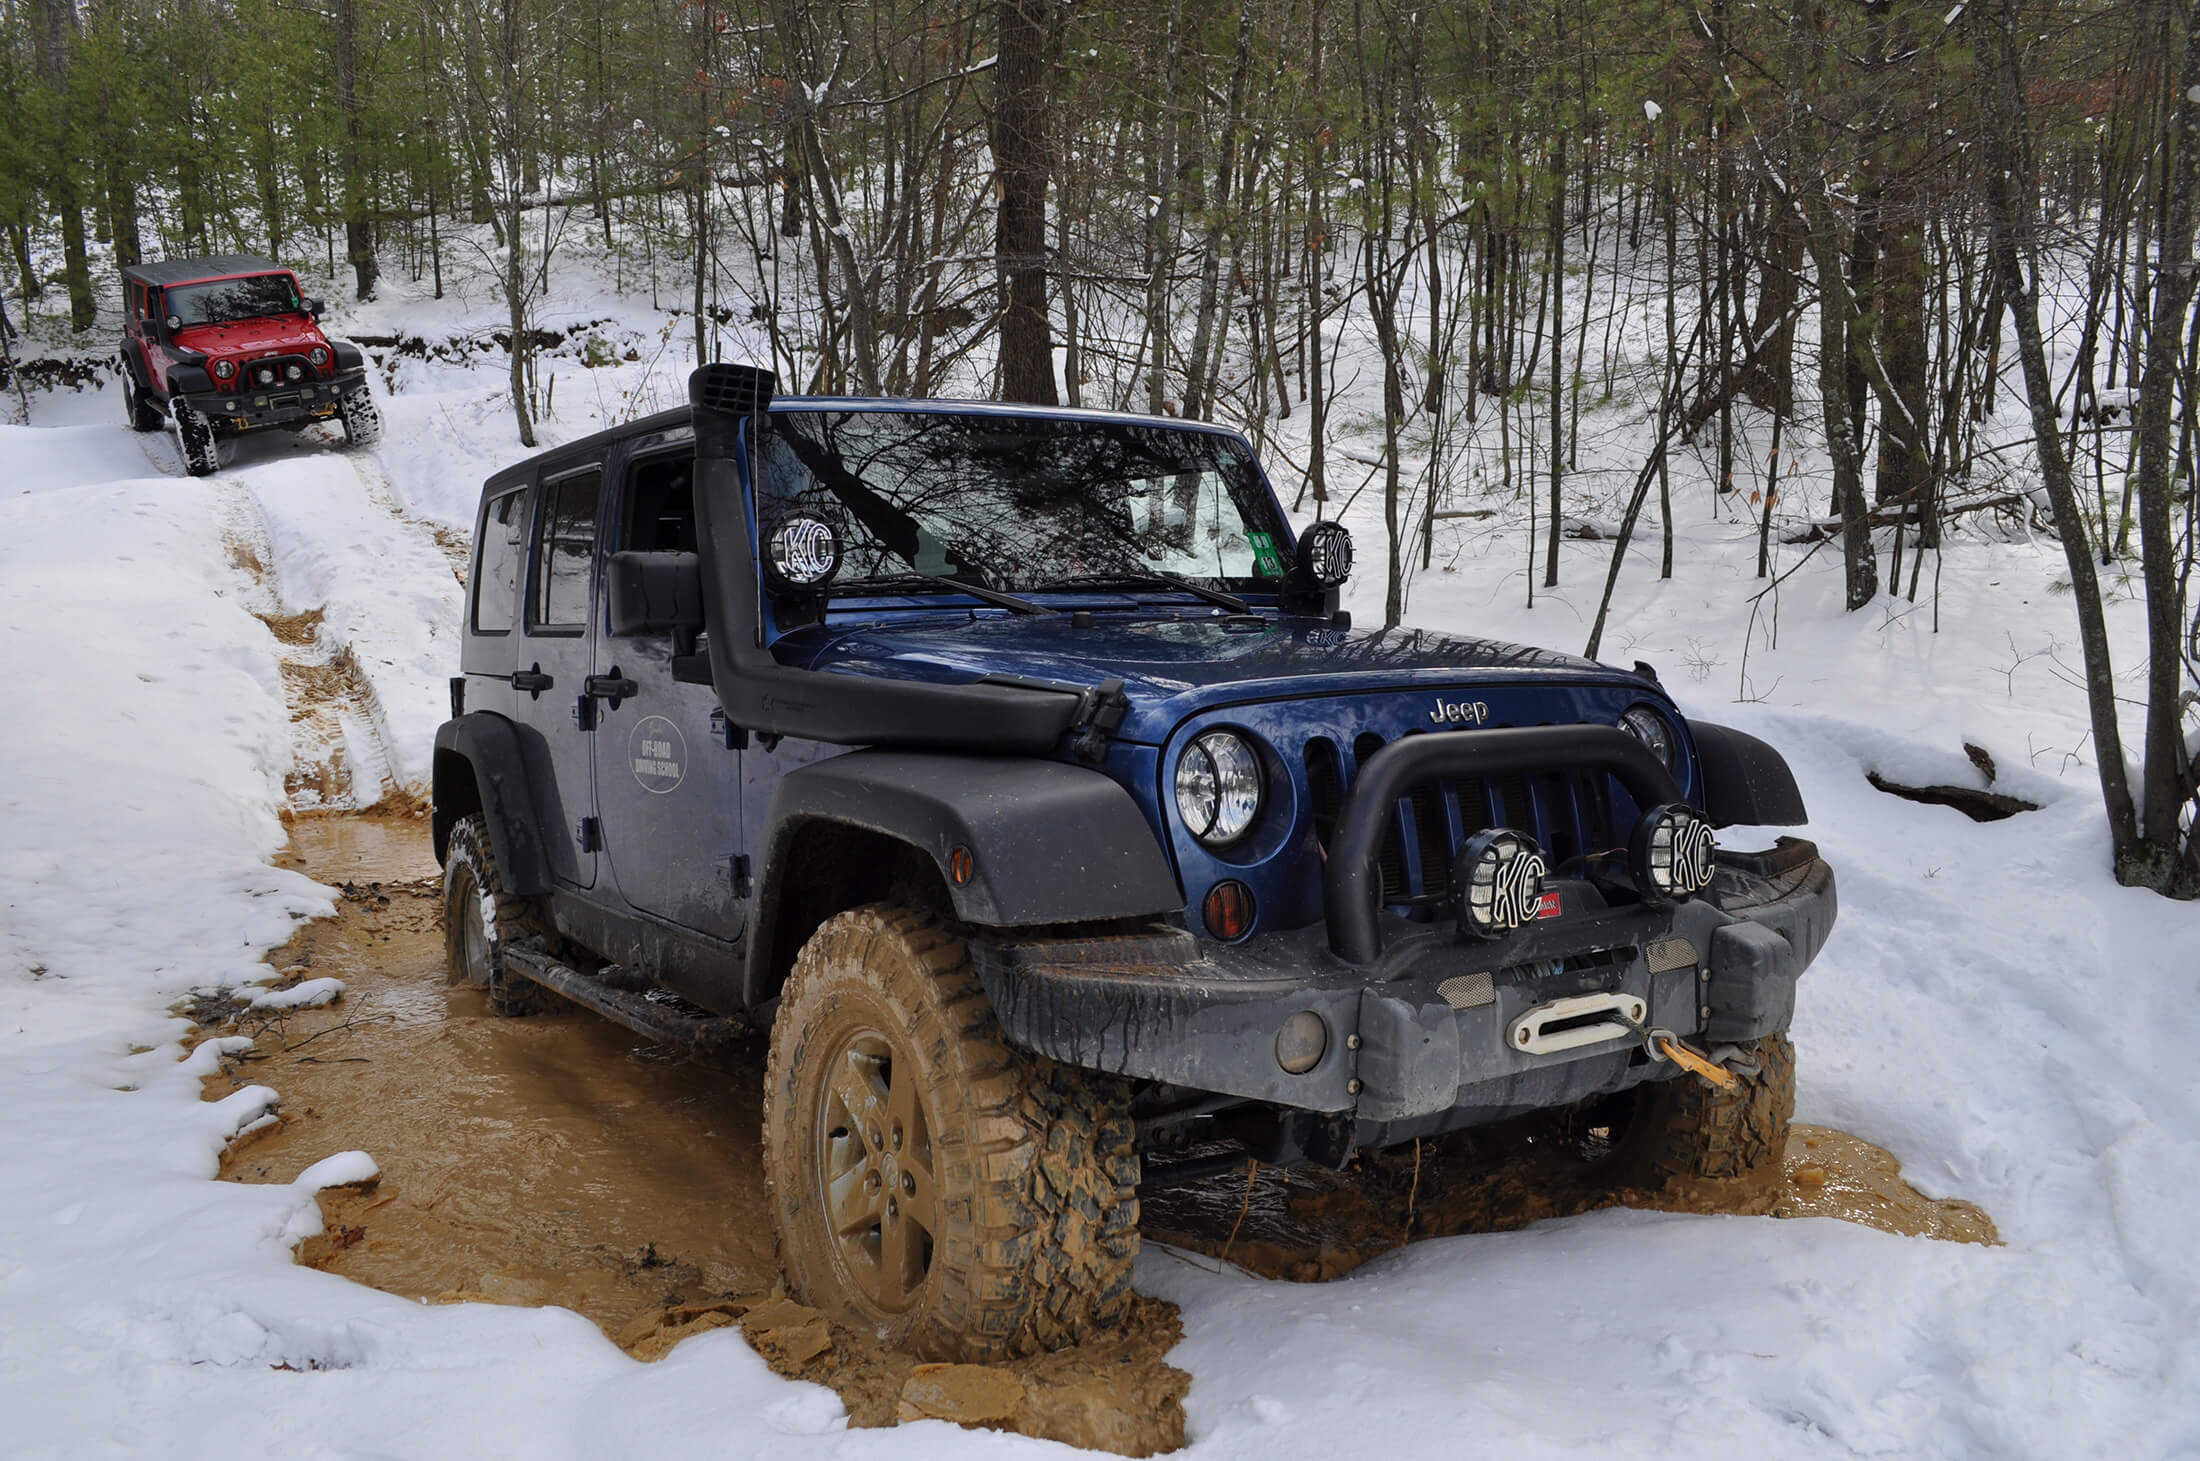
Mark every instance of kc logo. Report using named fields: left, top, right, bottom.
left=1488, top=849, right=1550, bottom=929
left=1429, top=698, right=1491, bottom=727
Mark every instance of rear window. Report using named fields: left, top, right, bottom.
left=472, top=489, right=527, bottom=633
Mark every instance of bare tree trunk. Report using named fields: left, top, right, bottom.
left=1145, top=0, right=1184, bottom=414
left=994, top=0, right=1059, bottom=403
left=336, top=0, right=380, bottom=299
left=1975, top=0, right=2139, bottom=865
left=2127, top=0, right=2200, bottom=881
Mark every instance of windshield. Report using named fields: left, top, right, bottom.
left=166, top=274, right=303, bottom=328
left=758, top=409, right=1293, bottom=594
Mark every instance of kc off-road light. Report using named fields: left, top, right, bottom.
left=254, top=365, right=276, bottom=387
left=763, top=513, right=842, bottom=590
left=285, top=363, right=305, bottom=382
left=1175, top=729, right=1263, bottom=846
left=212, top=358, right=236, bottom=380
left=1454, top=828, right=1549, bottom=938
left=1296, top=520, right=1354, bottom=586
left=1619, top=704, right=1679, bottom=771
left=309, top=347, right=330, bottom=368
left=1630, top=803, right=1717, bottom=900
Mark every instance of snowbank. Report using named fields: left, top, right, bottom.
left=1, top=266, right=2195, bottom=1458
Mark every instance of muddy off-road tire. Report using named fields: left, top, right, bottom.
left=339, top=389, right=382, bottom=449
left=175, top=402, right=219, bottom=477
left=122, top=374, right=162, bottom=432
left=442, top=814, right=552, bottom=1017
left=764, top=904, right=1139, bottom=1361
left=1606, top=1034, right=1796, bottom=1184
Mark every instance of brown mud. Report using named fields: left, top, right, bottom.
left=202, top=814, right=1990, bottom=1456
left=204, top=813, right=1188, bottom=1455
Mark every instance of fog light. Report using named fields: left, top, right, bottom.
left=285, top=363, right=305, bottom=382
left=1454, top=829, right=1548, bottom=938
left=1275, top=1011, right=1327, bottom=1074
left=1202, top=880, right=1255, bottom=941
left=1630, top=804, right=1716, bottom=900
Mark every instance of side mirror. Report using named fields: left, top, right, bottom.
left=606, top=550, right=704, bottom=636
left=302, top=296, right=324, bottom=319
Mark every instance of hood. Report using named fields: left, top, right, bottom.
left=173, top=317, right=326, bottom=358
left=775, top=609, right=1656, bottom=744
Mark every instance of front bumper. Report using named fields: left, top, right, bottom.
left=972, top=839, right=1835, bottom=1134
left=179, top=367, right=368, bottom=432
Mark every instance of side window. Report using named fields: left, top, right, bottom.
left=530, top=466, right=602, bottom=631
left=472, top=488, right=527, bottom=633
left=619, top=453, right=696, bottom=555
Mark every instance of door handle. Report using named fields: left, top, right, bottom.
left=584, top=671, right=639, bottom=704
left=511, top=664, right=553, bottom=696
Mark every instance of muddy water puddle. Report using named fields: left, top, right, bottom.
left=203, top=811, right=1990, bottom=1455
left=1144, top=1111, right=1997, bottom=1286
left=206, top=812, right=1187, bottom=1455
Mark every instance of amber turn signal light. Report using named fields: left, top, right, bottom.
left=1202, top=880, right=1255, bottom=940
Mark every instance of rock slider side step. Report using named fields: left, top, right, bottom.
left=501, top=942, right=749, bottom=1048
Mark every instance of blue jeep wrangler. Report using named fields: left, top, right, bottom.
left=433, top=364, right=1836, bottom=1361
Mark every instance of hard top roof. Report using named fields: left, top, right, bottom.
left=481, top=395, right=1249, bottom=496
left=121, top=255, right=293, bottom=286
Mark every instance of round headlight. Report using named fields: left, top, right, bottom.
left=1175, top=729, right=1263, bottom=846
left=1630, top=803, right=1717, bottom=900
left=1619, top=705, right=1679, bottom=770
left=212, top=358, right=236, bottom=380
left=254, top=365, right=275, bottom=387
left=285, top=363, right=304, bottom=381
left=1454, top=828, right=1548, bottom=938
left=309, top=347, right=330, bottom=368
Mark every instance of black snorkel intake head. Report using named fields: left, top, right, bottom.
left=690, top=362, right=775, bottom=461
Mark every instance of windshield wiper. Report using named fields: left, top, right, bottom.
left=833, top=572, right=1056, bottom=616
left=1030, top=571, right=1249, bottom=614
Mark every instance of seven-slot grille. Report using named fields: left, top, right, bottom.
left=1304, top=733, right=1621, bottom=909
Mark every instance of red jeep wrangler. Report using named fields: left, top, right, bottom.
left=118, top=254, right=381, bottom=477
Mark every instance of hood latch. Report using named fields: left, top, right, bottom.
left=1069, top=678, right=1130, bottom=764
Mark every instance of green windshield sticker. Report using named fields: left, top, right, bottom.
left=1248, top=531, right=1285, bottom=577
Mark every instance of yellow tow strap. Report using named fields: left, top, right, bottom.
left=1656, top=1035, right=1739, bottom=1089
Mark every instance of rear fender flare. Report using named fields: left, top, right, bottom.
left=432, top=713, right=553, bottom=895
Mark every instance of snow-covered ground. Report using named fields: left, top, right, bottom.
left=1, top=253, right=2195, bottom=1458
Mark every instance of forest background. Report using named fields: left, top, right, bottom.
left=1, top=0, right=2194, bottom=890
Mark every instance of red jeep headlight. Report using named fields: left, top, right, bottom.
left=212, top=359, right=236, bottom=380
left=309, top=347, right=330, bottom=368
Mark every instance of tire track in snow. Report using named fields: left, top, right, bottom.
left=220, top=486, right=407, bottom=813
left=346, top=449, right=471, bottom=586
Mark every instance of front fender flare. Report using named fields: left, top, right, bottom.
left=755, top=749, right=1183, bottom=927
left=1689, top=721, right=1809, bottom=827
left=432, top=713, right=553, bottom=895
